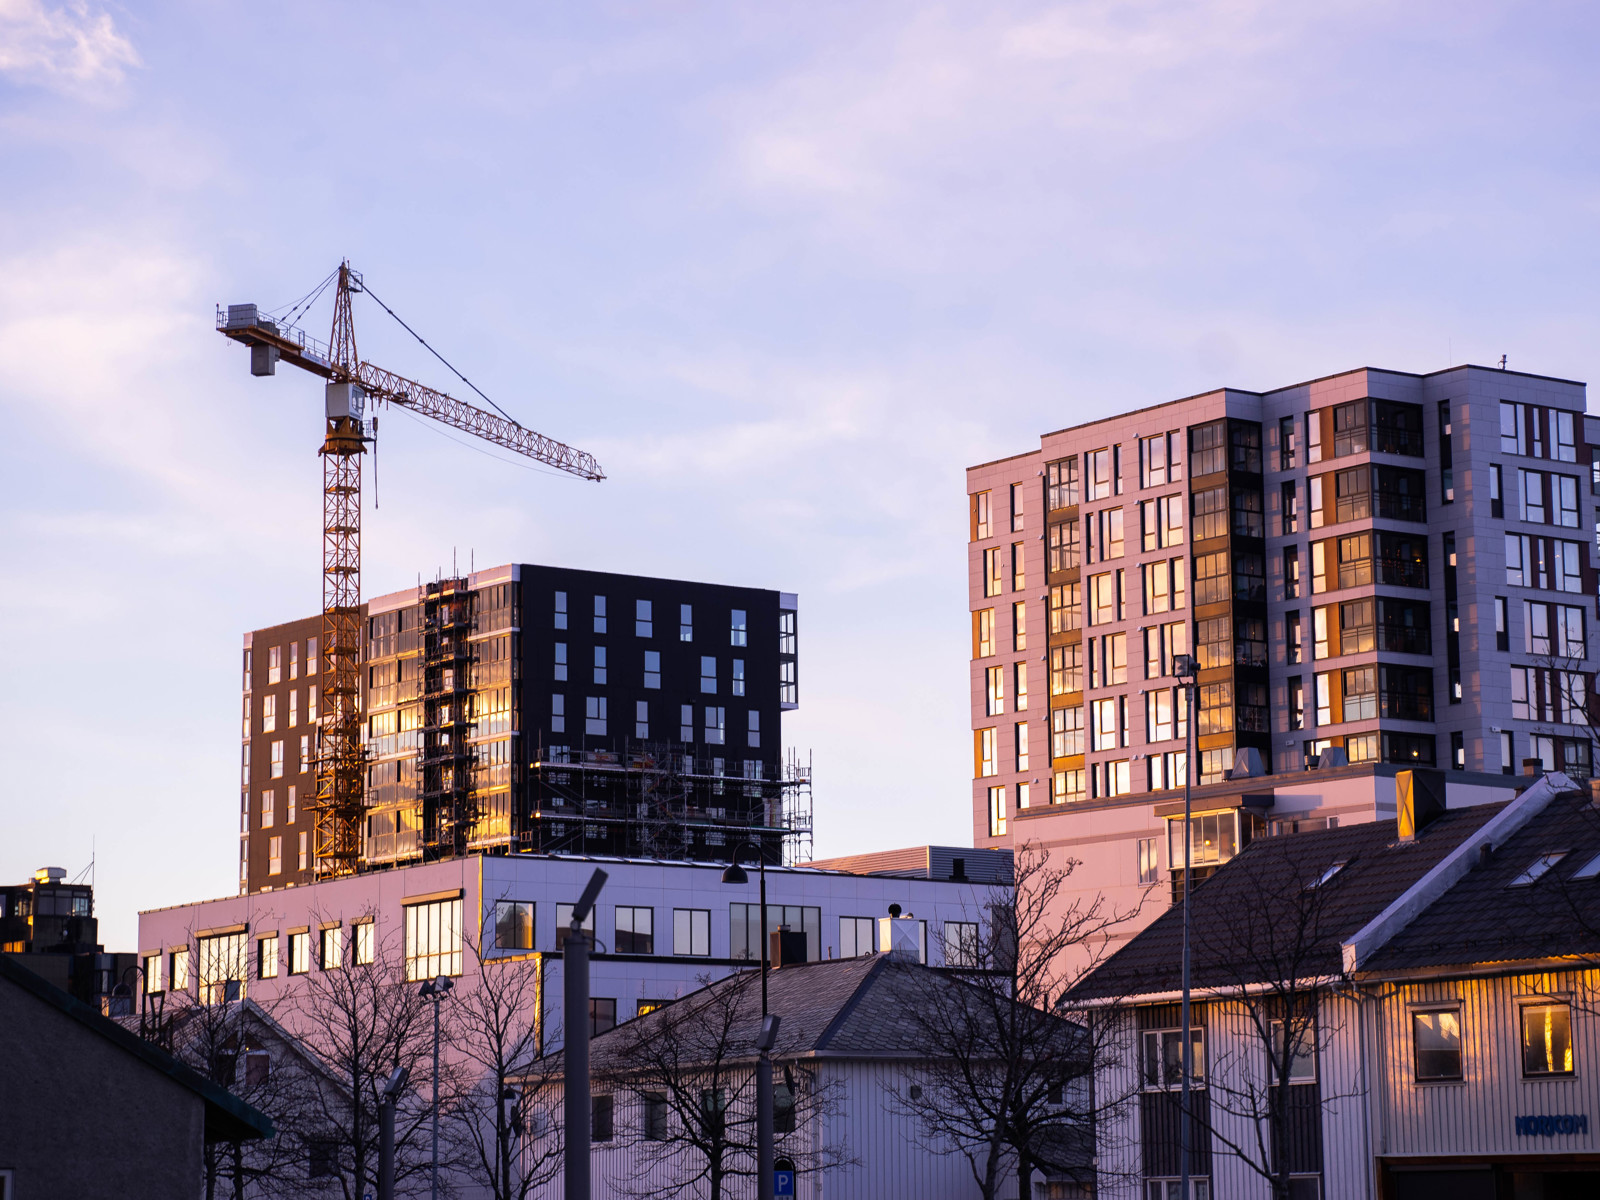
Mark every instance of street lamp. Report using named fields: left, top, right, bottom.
left=723, top=841, right=777, bottom=1200
left=378, top=1064, right=409, bottom=1200
left=419, top=975, right=455, bottom=1200
left=564, top=867, right=608, bottom=1200
left=1172, top=652, right=1199, bottom=1200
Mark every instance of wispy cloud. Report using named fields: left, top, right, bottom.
left=0, top=0, right=138, bottom=93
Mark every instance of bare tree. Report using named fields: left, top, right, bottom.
left=1182, top=839, right=1364, bottom=1200
left=895, top=841, right=1137, bottom=1200
left=445, top=934, right=561, bottom=1200
left=600, top=970, right=848, bottom=1200
left=293, top=914, right=444, bottom=1199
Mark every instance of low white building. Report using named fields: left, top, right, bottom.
left=1070, top=772, right=1600, bottom=1200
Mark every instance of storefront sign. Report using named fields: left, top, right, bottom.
left=1515, top=1114, right=1588, bottom=1137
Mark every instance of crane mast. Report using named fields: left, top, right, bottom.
left=219, top=263, right=603, bottom=879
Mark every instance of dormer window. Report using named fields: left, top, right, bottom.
left=1305, top=860, right=1348, bottom=890
left=1508, top=851, right=1567, bottom=888
left=1570, top=851, right=1600, bottom=880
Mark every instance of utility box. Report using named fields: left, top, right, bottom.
left=250, top=344, right=278, bottom=376
left=325, top=382, right=366, bottom=422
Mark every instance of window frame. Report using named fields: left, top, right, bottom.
left=1411, top=1006, right=1464, bottom=1082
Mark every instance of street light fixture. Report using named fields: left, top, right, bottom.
left=419, top=975, right=455, bottom=1200
left=378, top=1064, right=409, bottom=1200
left=723, top=841, right=777, bottom=1200
left=564, top=867, right=608, bottom=1200
left=1172, top=652, right=1199, bottom=1200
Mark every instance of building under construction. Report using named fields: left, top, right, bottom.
left=239, top=563, right=806, bottom=893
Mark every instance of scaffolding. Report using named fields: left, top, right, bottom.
left=417, top=578, right=478, bottom=860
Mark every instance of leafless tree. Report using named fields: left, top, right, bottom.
left=894, top=841, right=1139, bottom=1200
left=1183, top=839, right=1364, bottom=1200
left=292, top=912, right=447, bottom=1199
left=444, top=934, right=561, bottom=1200
left=599, top=970, right=849, bottom=1200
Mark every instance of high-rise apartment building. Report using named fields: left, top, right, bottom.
left=241, top=563, right=801, bottom=893
left=968, top=364, right=1596, bottom=915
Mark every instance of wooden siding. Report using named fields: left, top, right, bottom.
left=1370, top=969, right=1600, bottom=1161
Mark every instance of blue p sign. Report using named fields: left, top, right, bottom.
left=774, top=1168, right=795, bottom=1196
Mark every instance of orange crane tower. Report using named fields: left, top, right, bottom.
left=219, top=263, right=604, bottom=879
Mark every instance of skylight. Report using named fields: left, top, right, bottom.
left=1570, top=851, right=1600, bottom=881
left=1508, top=852, right=1568, bottom=888
left=1305, top=860, right=1349, bottom=890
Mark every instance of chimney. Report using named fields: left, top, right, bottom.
left=1397, top=769, right=1446, bottom=842
left=1523, top=758, right=1543, bottom=777
left=951, top=857, right=967, bottom=882
left=878, top=915, right=924, bottom=963
left=768, top=927, right=807, bottom=968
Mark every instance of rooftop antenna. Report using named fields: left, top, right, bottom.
left=1500, top=355, right=1508, bottom=369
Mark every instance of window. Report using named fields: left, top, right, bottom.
left=1289, top=676, right=1304, bottom=730
left=1089, top=572, right=1115, bottom=625
left=593, top=595, right=607, bottom=634
left=496, top=901, right=534, bottom=951
left=673, top=909, right=710, bottom=956
left=261, top=790, right=275, bottom=829
left=353, top=921, right=373, bottom=965
left=1284, top=545, right=1301, bottom=600
left=1197, top=683, right=1232, bottom=735
left=1192, top=485, right=1227, bottom=541
left=680, top=704, right=694, bottom=742
left=321, top=926, right=343, bottom=970
left=1092, top=697, right=1119, bottom=751
left=268, top=835, right=282, bottom=875
left=404, top=896, right=463, bottom=981
left=747, top=710, right=760, bottom=749
left=1051, top=705, right=1084, bottom=759
left=1233, top=489, right=1264, bottom=538
left=704, top=706, right=725, bottom=745
left=586, top=696, right=608, bottom=736
left=1052, top=643, right=1083, bottom=696
left=1268, top=1018, right=1316, bottom=1082
left=1521, top=468, right=1546, bottom=523
left=1141, top=1026, right=1204, bottom=1089
left=840, top=916, right=875, bottom=958
left=1190, top=421, right=1225, bottom=476
left=643, top=1092, right=669, bottom=1140
left=1412, top=1009, right=1462, bottom=1080
left=1502, top=400, right=1527, bottom=455
left=1194, top=552, right=1228, bottom=605
left=1146, top=1181, right=1212, bottom=1200
left=1279, top=414, right=1298, bottom=468
left=1087, top=448, right=1114, bottom=500
left=1009, top=481, right=1026, bottom=532
left=1557, top=474, right=1580, bottom=527
left=983, top=547, right=1003, bottom=597
left=1053, top=767, right=1086, bottom=802
left=1012, top=542, right=1026, bottom=591
left=298, top=737, right=310, bottom=775
left=554, top=642, right=568, bottom=681
left=615, top=907, right=654, bottom=954
left=1509, top=851, right=1567, bottom=887
left=729, top=658, right=745, bottom=698
left=1342, top=666, right=1377, bottom=721
left=257, top=936, right=278, bottom=980
left=1141, top=432, right=1169, bottom=487
left=593, top=645, right=607, bottom=684
left=269, top=735, right=284, bottom=775
left=1137, top=837, right=1159, bottom=885
left=988, top=785, right=1007, bottom=836
left=592, top=1094, right=615, bottom=1142
left=197, top=933, right=247, bottom=1005
left=555, top=904, right=596, bottom=948
left=287, top=932, right=309, bottom=976
left=1048, top=518, right=1080, bottom=571
left=590, top=998, right=616, bottom=1037
left=1281, top=480, right=1299, bottom=534
left=636, top=599, right=653, bottom=638
left=944, top=921, right=980, bottom=968
left=551, top=693, right=566, bottom=734
left=268, top=645, right=281, bottom=684
left=973, top=489, right=994, bottom=538
left=1014, top=721, right=1030, bottom=771
left=680, top=604, right=693, bottom=641
left=288, top=689, right=298, bottom=727
left=1014, top=661, right=1029, bottom=711
left=555, top=591, right=568, bottom=629
left=1332, top=400, right=1368, bottom=457
left=976, top=607, right=998, bottom=654
left=644, top=650, right=661, bottom=689
left=298, top=831, right=308, bottom=871
left=730, top=904, right=820, bottom=962
left=1046, top=457, right=1079, bottom=509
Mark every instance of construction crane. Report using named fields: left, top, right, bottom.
left=218, top=263, right=604, bottom=879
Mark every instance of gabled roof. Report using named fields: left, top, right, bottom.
left=0, top=953, right=274, bottom=1142
left=1068, top=804, right=1501, bottom=1001
left=579, top=954, right=1061, bottom=1070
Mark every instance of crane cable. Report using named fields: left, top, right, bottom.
left=359, top=281, right=527, bottom=431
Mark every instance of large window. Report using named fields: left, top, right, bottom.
left=615, top=906, right=654, bottom=955
left=944, top=921, right=981, bottom=968
left=839, top=916, right=875, bottom=958
left=1269, top=1018, right=1317, bottom=1082
left=321, top=925, right=343, bottom=970
left=1521, top=1003, right=1573, bottom=1076
left=404, top=896, right=463, bottom=981
left=198, top=933, right=247, bottom=1005
left=730, top=904, right=820, bottom=963
left=496, top=900, right=534, bottom=951
left=1190, top=421, right=1226, bottom=477
left=287, top=932, right=309, bottom=976
left=1192, top=486, right=1227, bottom=541
left=1412, top=1008, right=1462, bottom=1080
left=1046, top=457, right=1079, bottom=510
left=673, top=908, right=710, bottom=956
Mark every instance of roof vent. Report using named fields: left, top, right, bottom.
left=1317, top=748, right=1349, bottom=770
left=33, top=867, right=66, bottom=885
left=1232, top=747, right=1265, bottom=779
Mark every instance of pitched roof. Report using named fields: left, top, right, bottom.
left=0, top=952, right=275, bottom=1142
left=1068, top=803, right=1502, bottom=1001
left=1361, top=790, right=1600, bottom=974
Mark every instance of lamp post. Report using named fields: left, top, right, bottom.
left=722, top=842, right=775, bottom=1200
left=378, top=1064, right=409, bottom=1200
left=1173, top=652, right=1198, bottom=1200
left=419, top=975, right=455, bottom=1200
left=564, top=868, right=608, bottom=1200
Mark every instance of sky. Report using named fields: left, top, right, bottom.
left=3, top=0, right=1599, bottom=950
